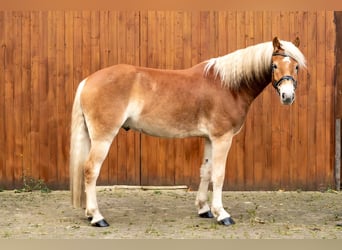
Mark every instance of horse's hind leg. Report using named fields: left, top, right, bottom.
left=195, top=138, right=214, bottom=218
left=84, top=138, right=114, bottom=227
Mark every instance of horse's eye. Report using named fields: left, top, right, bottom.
left=272, top=64, right=277, bottom=70
left=295, top=65, right=299, bottom=72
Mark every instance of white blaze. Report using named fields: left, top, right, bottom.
left=283, top=56, right=291, bottom=63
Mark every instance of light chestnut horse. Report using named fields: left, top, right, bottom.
left=70, top=37, right=306, bottom=227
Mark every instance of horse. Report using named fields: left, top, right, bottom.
left=70, top=37, right=306, bottom=227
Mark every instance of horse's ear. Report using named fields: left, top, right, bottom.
left=272, top=36, right=281, bottom=50
left=293, top=37, right=300, bottom=47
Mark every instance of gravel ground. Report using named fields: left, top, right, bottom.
left=0, top=188, right=341, bottom=239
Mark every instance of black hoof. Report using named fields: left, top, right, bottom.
left=92, top=219, right=110, bottom=227
left=199, top=211, right=214, bottom=218
left=218, top=217, right=235, bottom=226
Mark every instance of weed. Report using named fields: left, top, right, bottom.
left=3, top=231, right=10, bottom=238
left=325, top=188, right=338, bottom=194
left=154, top=190, right=162, bottom=195
left=14, top=176, right=51, bottom=193
left=145, top=226, right=161, bottom=236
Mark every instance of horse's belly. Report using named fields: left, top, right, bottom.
left=123, top=118, right=207, bottom=138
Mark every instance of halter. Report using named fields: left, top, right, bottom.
left=271, top=52, right=298, bottom=93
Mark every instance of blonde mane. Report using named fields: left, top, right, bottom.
left=204, top=40, right=306, bottom=89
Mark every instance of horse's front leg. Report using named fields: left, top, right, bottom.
left=210, top=133, right=235, bottom=226
left=195, top=138, right=214, bottom=218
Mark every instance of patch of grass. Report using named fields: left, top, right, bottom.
left=145, top=226, right=161, bottom=236
left=325, top=188, right=338, bottom=194
left=3, top=231, right=11, bottom=238
left=163, top=218, right=176, bottom=223
left=101, top=230, right=112, bottom=235
left=154, top=190, right=162, bottom=195
left=14, top=176, right=51, bottom=193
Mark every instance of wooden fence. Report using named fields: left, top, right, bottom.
left=0, top=11, right=337, bottom=190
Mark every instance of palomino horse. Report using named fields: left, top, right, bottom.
left=70, top=37, right=306, bottom=227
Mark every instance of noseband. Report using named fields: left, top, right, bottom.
left=271, top=52, right=297, bottom=93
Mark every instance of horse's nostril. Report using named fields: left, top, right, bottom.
left=282, top=93, right=286, bottom=99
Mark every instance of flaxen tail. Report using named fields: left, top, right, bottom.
left=70, top=79, right=90, bottom=208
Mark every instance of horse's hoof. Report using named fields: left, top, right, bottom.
left=199, top=211, right=214, bottom=218
left=92, top=219, right=110, bottom=227
left=218, top=217, right=235, bottom=226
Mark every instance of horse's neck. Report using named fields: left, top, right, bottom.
left=243, top=77, right=272, bottom=100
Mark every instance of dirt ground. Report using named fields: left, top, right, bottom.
left=0, top=187, right=341, bottom=239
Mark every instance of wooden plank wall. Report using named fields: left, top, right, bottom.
left=0, top=11, right=336, bottom=190
left=335, top=11, right=342, bottom=189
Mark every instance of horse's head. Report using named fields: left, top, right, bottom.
left=271, top=36, right=301, bottom=105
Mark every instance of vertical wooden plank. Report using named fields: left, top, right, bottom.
left=316, top=10, right=326, bottom=190
left=233, top=10, right=246, bottom=190
left=252, top=11, right=267, bottom=189
left=47, top=11, right=58, bottom=186
left=189, top=11, right=204, bottom=189
left=125, top=11, right=141, bottom=185
left=73, top=11, right=83, bottom=89
left=38, top=11, right=49, bottom=184
left=90, top=11, right=100, bottom=73
left=225, top=11, right=239, bottom=190
left=288, top=11, right=300, bottom=188
left=165, top=11, right=177, bottom=185
left=0, top=11, right=5, bottom=187
left=190, top=11, right=200, bottom=67
left=64, top=11, right=75, bottom=188
left=99, top=11, right=109, bottom=69
left=335, top=11, right=342, bottom=120
left=141, top=11, right=161, bottom=186
left=56, top=11, right=67, bottom=188
left=217, top=11, right=227, bottom=55
left=307, top=11, right=318, bottom=189
left=4, top=11, right=15, bottom=188
left=173, top=11, right=187, bottom=186
left=107, top=10, right=119, bottom=184
left=139, top=10, right=148, bottom=186
left=324, top=11, right=335, bottom=187
left=270, top=11, right=282, bottom=190
left=279, top=11, right=291, bottom=190
left=244, top=11, right=255, bottom=189
left=183, top=11, right=192, bottom=69
left=116, top=11, right=129, bottom=184
left=30, top=11, right=40, bottom=183
left=114, top=11, right=141, bottom=185
left=294, top=11, right=309, bottom=188
left=71, top=11, right=83, bottom=190
left=21, top=11, right=32, bottom=186
left=199, top=11, right=212, bottom=61
left=97, top=10, right=110, bottom=185
left=13, top=11, right=23, bottom=188
left=89, top=10, right=108, bottom=185
left=335, top=11, right=342, bottom=188
left=82, top=11, right=91, bottom=79
left=186, top=11, right=203, bottom=188
left=260, top=11, right=273, bottom=190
